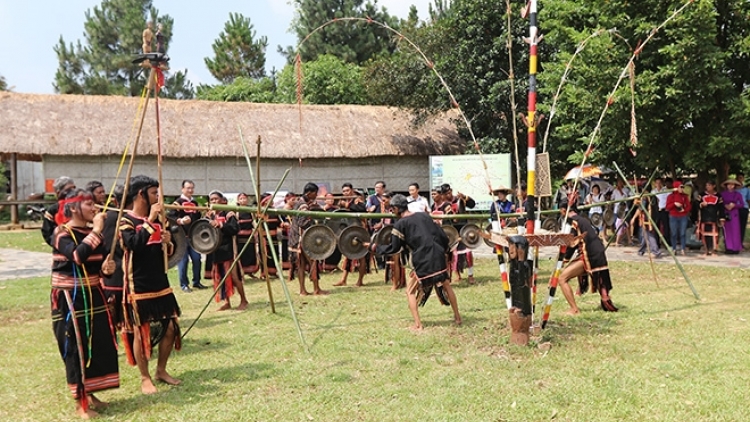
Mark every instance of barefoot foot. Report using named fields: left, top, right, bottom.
left=299, top=290, right=310, bottom=296
left=408, top=324, right=423, bottom=332
left=87, top=394, right=108, bottom=410
left=313, top=289, right=329, bottom=295
left=563, top=308, right=580, bottom=316
left=236, top=301, right=249, bottom=311
left=141, top=377, right=158, bottom=394
left=155, top=371, right=182, bottom=386
left=332, top=280, right=347, bottom=287
left=217, top=302, right=231, bottom=311
left=76, top=406, right=99, bottom=420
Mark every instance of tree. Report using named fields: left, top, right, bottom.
left=196, top=76, right=277, bottom=103
left=541, top=0, right=750, bottom=180
left=276, top=55, right=367, bottom=105
left=281, top=0, right=400, bottom=65
left=205, top=13, right=268, bottom=84
left=0, top=74, right=7, bottom=91
left=364, top=0, right=544, bottom=173
left=54, top=0, right=193, bottom=98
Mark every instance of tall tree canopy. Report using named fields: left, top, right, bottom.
left=365, top=0, right=750, bottom=178
left=541, top=0, right=750, bottom=180
left=281, top=0, right=400, bottom=65
left=54, top=0, right=193, bottom=98
left=196, top=76, right=277, bottom=103
left=205, top=13, right=268, bottom=84
left=364, top=0, right=542, bottom=177
left=276, top=54, right=367, bottom=104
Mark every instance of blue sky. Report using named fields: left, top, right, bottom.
left=0, top=0, right=434, bottom=94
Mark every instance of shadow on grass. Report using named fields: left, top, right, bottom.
left=106, top=361, right=276, bottom=411
left=541, top=311, right=617, bottom=344
left=309, top=306, right=345, bottom=348
left=175, top=337, right=231, bottom=355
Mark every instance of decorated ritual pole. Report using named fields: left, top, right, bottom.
left=525, top=0, right=540, bottom=235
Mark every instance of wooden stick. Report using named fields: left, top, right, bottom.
left=109, top=68, right=154, bottom=258
left=153, top=69, right=169, bottom=273
left=255, top=135, right=275, bottom=314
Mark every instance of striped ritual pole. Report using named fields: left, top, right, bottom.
left=525, top=0, right=540, bottom=235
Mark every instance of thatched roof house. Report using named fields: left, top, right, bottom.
left=0, top=92, right=463, bottom=195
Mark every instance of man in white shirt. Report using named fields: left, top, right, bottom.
left=406, top=182, right=430, bottom=213
left=653, top=177, right=671, bottom=247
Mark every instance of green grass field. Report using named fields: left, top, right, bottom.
left=0, top=229, right=50, bottom=253
left=1, top=247, right=749, bottom=422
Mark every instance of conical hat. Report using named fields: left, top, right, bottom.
left=722, top=179, right=741, bottom=187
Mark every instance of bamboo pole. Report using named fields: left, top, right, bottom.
left=237, top=130, right=307, bottom=352
left=611, top=163, right=699, bottom=300
left=153, top=70, right=169, bottom=273
left=109, top=68, right=154, bottom=258
left=253, top=135, right=275, bottom=314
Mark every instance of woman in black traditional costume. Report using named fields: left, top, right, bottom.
left=373, top=194, right=461, bottom=330
left=235, top=192, right=259, bottom=278
left=697, top=180, right=724, bottom=256
left=51, top=189, right=119, bottom=419
left=119, top=175, right=181, bottom=394
left=206, top=191, right=248, bottom=310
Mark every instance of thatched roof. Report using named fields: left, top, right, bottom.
left=0, top=92, right=463, bottom=159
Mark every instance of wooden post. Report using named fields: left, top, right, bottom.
left=256, top=136, right=275, bottom=313
left=507, top=235, right=532, bottom=345
left=9, top=153, right=18, bottom=226
left=153, top=69, right=169, bottom=273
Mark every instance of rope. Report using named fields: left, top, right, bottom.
left=103, top=85, right=149, bottom=211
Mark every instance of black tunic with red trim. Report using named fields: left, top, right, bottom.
left=236, top=211, right=258, bottom=271
left=564, top=214, right=613, bottom=292
left=51, top=225, right=120, bottom=400
left=376, top=212, right=450, bottom=285
left=101, top=209, right=125, bottom=325
left=119, top=213, right=181, bottom=326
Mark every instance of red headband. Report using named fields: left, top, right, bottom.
left=55, top=196, right=85, bottom=225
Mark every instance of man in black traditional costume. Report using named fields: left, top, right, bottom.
left=334, top=183, right=368, bottom=287
left=373, top=194, right=461, bottom=330
left=288, top=182, right=329, bottom=295
left=442, top=183, right=477, bottom=284
left=206, top=191, right=248, bottom=310
left=558, top=195, right=618, bottom=314
left=119, top=175, right=182, bottom=394
left=101, top=185, right=127, bottom=329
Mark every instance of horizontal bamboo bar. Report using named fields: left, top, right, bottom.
left=158, top=191, right=656, bottom=222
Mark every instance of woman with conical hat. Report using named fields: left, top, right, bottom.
left=720, top=178, right=744, bottom=254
